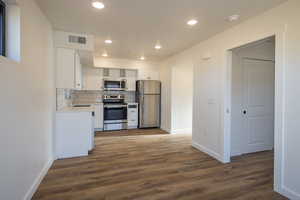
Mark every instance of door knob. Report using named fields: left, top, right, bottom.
left=243, top=110, right=247, bottom=115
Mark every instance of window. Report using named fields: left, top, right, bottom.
left=0, top=0, right=5, bottom=56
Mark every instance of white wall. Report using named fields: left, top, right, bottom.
left=0, top=0, right=55, bottom=199
left=231, top=40, right=275, bottom=156
left=159, top=61, right=172, bottom=132
left=94, top=57, right=160, bottom=81
left=160, top=56, right=194, bottom=134
left=160, top=0, right=300, bottom=199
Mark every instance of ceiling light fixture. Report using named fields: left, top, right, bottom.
left=102, top=52, right=108, bottom=57
left=228, top=14, right=240, bottom=22
left=187, top=19, right=198, bottom=26
left=92, top=1, right=105, bottom=9
left=104, top=39, right=112, bottom=44
left=155, top=45, right=161, bottom=50
left=140, top=56, right=145, bottom=60
left=155, top=41, right=162, bottom=50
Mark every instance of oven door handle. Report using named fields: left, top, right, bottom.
left=104, top=105, right=128, bottom=108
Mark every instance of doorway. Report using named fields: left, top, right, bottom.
left=230, top=36, right=275, bottom=157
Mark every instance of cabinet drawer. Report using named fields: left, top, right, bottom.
left=128, top=119, right=138, bottom=126
left=128, top=113, right=138, bottom=120
left=128, top=110, right=138, bottom=115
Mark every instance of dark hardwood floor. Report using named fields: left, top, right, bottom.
left=33, top=129, right=287, bottom=200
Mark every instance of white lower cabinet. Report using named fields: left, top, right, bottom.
left=55, top=111, right=94, bottom=159
left=94, top=103, right=104, bottom=130
left=127, top=103, right=138, bottom=129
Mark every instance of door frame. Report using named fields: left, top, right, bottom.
left=223, top=32, right=286, bottom=194
left=232, top=49, right=276, bottom=156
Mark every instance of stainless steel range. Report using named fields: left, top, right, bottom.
left=103, top=95, right=127, bottom=131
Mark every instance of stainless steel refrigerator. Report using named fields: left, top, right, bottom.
left=136, top=80, right=161, bottom=128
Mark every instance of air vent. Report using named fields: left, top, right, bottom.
left=68, top=35, right=87, bottom=44
left=54, top=31, right=94, bottom=51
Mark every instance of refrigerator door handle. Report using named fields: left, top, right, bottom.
left=140, top=95, right=144, bottom=126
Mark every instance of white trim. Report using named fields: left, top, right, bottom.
left=171, top=128, right=192, bottom=134
left=192, top=141, right=225, bottom=163
left=223, top=50, right=233, bottom=163
left=277, top=186, right=300, bottom=200
left=223, top=30, right=287, bottom=198
left=24, top=158, right=54, bottom=200
left=161, top=126, right=171, bottom=134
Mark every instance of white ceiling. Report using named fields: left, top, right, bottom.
left=36, top=0, right=286, bottom=61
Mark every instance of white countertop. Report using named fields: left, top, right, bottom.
left=57, top=105, right=95, bottom=113
left=56, top=102, right=138, bottom=113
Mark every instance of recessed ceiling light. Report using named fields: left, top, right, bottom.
left=104, top=39, right=112, bottom=44
left=187, top=19, right=198, bottom=26
left=228, top=14, right=240, bottom=22
left=102, top=52, right=108, bottom=57
left=140, top=56, right=145, bottom=60
left=155, top=41, right=162, bottom=50
left=92, top=1, right=105, bottom=9
left=155, top=45, right=161, bottom=50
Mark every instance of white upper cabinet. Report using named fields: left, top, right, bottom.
left=126, top=70, right=138, bottom=91
left=106, top=68, right=120, bottom=79
left=75, top=53, right=82, bottom=90
left=126, top=78, right=136, bottom=91
left=56, top=47, right=82, bottom=89
left=83, top=67, right=103, bottom=90
left=81, top=67, right=139, bottom=91
left=56, top=48, right=75, bottom=89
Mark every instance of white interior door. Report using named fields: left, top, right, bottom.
left=241, top=58, right=275, bottom=154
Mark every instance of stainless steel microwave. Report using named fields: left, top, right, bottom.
left=103, top=79, right=127, bottom=91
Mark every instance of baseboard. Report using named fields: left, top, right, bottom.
left=24, top=158, right=54, bottom=200
left=277, top=186, right=300, bottom=200
left=171, top=128, right=192, bottom=134
left=161, top=127, right=171, bottom=134
left=192, top=142, right=225, bottom=163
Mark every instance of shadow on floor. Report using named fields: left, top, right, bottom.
left=96, top=128, right=169, bottom=137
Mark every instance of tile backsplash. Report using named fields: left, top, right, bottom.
left=71, top=90, right=136, bottom=105
left=56, top=89, right=136, bottom=110
left=56, top=89, right=72, bottom=110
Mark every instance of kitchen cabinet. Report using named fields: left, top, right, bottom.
left=83, top=67, right=103, bottom=90
left=56, top=48, right=82, bottom=89
left=105, top=68, right=120, bottom=78
left=126, top=77, right=136, bottom=91
left=94, top=103, right=104, bottom=130
left=126, top=70, right=137, bottom=91
left=55, top=111, right=94, bottom=159
left=127, top=103, right=138, bottom=129
left=74, top=53, right=82, bottom=90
